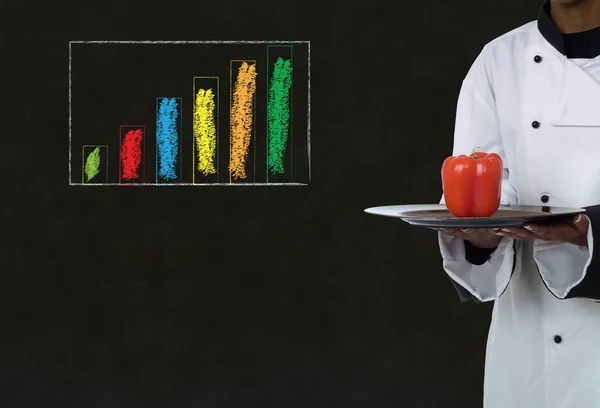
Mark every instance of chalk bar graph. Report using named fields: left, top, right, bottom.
left=69, top=41, right=310, bottom=186
left=193, top=77, right=219, bottom=184
left=266, top=45, right=293, bottom=183
left=156, top=97, right=182, bottom=183
left=82, top=145, right=108, bottom=184
left=229, top=60, right=257, bottom=183
left=119, top=126, right=146, bottom=184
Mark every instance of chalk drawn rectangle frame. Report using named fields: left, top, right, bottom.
left=69, top=40, right=311, bottom=186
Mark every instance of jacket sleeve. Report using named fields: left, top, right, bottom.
left=533, top=205, right=600, bottom=301
left=438, top=47, right=518, bottom=303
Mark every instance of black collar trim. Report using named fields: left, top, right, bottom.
left=538, top=1, right=565, bottom=54
left=537, top=0, right=600, bottom=59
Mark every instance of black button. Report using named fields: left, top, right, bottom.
left=554, top=335, right=562, bottom=344
left=532, top=120, right=540, bottom=129
left=534, top=55, right=543, bottom=63
left=541, top=194, right=549, bottom=203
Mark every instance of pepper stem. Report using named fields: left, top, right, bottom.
left=472, top=147, right=481, bottom=160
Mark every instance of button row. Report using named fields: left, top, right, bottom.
left=532, top=56, right=542, bottom=135
left=533, top=53, right=562, bottom=349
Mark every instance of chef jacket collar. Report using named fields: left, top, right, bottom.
left=537, top=0, right=600, bottom=58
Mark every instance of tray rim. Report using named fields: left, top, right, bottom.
left=364, top=204, right=586, bottom=228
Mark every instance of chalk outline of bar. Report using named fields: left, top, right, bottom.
left=266, top=45, right=293, bottom=183
left=229, top=60, right=257, bottom=184
left=69, top=41, right=310, bottom=185
left=119, top=125, right=146, bottom=184
left=192, top=76, right=220, bottom=185
left=81, top=145, right=109, bottom=184
left=156, top=97, right=183, bottom=184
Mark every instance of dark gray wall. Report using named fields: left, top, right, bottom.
left=2, top=1, right=540, bottom=407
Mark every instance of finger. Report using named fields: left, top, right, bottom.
left=507, top=227, right=540, bottom=239
left=525, top=214, right=589, bottom=240
left=491, top=228, right=504, bottom=236
left=498, top=227, right=538, bottom=240
left=523, top=223, right=571, bottom=240
left=492, top=228, right=507, bottom=236
left=494, top=230, right=522, bottom=240
left=439, top=228, right=467, bottom=239
left=522, top=224, right=556, bottom=240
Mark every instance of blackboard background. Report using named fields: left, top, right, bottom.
left=2, top=1, right=540, bottom=407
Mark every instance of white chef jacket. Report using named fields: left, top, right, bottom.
left=437, top=5, right=600, bottom=408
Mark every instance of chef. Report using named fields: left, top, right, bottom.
left=437, top=0, right=600, bottom=406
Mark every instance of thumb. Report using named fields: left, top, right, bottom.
left=574, top=214, right=589, bottom=228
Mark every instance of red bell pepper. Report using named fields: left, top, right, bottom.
left=441, top=151, right=503, bottom=218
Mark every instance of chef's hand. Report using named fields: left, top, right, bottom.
left=496, top=214, right=589, bottom=247
left=434, top=228, right=502, bottom=249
